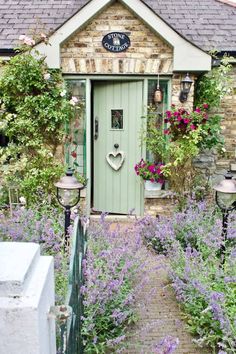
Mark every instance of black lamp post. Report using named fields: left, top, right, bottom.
left=179, top=73, right=193, bottom=103
left=54, top=168, right=84, bottom=245
left=213, top=172, right=236, bottom=259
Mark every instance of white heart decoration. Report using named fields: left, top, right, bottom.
left=106, top=151, right=125, bottom=171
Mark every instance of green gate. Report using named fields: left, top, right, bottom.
left=57, top=216, right=87, bottom=354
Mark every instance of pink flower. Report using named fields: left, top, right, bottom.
left=195, top=108, right=201, bottom=113
left=40, top=33, right=47, bottom=40
left=148, top=165, right=156, bottom=173
left=69, top=96, right=79, bottom=106
left=164, top=129, right=170, bottom=135
left=177, top=116, right=182, bottom=122
left=60, top=90, right=67, bottom=97
left=19, top=35, right=35, bottom=46
left=166, top=111, right=172, bottom=119
left=44, top=73, right=51, bottom=80
left=184, top=118, right=190, bottom=124
left=190, top=124, right=196, bottom=130
left=19, top=35, right=26, bottom=41
left=203, top=103, right=209, bottom=109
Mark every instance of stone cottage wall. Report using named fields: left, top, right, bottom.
left=193, top=65, right=236, bottom=186
left=218, top=65, right=236, bottom=169
left=60, top=1, right=235, bottom=216
left=61, top=1, right=173, bottom=75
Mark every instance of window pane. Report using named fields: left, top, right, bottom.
left=111, top=109, right=123, bottom=129
left=65, top=80, right=86, bottom=176
left=146, top=80, right=169, bottom=162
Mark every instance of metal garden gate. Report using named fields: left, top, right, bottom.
left=57, top=216, right=87, bottom=354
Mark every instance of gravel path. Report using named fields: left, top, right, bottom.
left=123, top=235, right=210, bottom=353
left=104, top=220, right=210, bottom=354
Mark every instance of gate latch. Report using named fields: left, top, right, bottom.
left=48, top=305, right=72, bottom=324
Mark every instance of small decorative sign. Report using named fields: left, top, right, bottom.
left=102, top=32, right=130, bottom=53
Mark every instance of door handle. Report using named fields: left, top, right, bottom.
left=94, top=117, right=99, bottom=140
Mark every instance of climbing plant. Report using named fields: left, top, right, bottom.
left=195, top=54, right=233, bottom=109
left=0, top=35, right=80, bottom=205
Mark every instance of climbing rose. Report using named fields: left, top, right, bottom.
left=70, top=96, right=79, bottom=106
left=44, top=73, right=51, bottom=80
left=19, top=35, right=35, bottom=46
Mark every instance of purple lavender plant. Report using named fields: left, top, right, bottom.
left=0, top=206, right=69, bottom=302
left=137, top=199, right=236, bottom=352
left=81, top=217, right=153, bottom=353
left=152, top=336, right=179, bottom=354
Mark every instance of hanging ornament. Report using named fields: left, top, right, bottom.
left=153, top=74, right=163, bottom=104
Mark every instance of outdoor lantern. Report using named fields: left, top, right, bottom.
left=213, top=171, right=236, bottom=259
left=153, top=74, right=163, bottom=104
left=54, top=168, right=84, bottom=244
left=153, top=87, right=163, bottom=104
left=179, top=73, right=193, bottom=103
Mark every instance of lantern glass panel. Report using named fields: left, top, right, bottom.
left=217, top=191, right=236, bottom=210
left=58, top=188, right=79, bottom=207
left=183, top=82, right=191, bottom=91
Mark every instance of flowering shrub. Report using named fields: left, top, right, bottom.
left=136, top=201, right=236, bottom=352
left=0, top=34, right=82, bottom=205
left=0, top=206, right=69, bottom=302
left=134, top=159, right=165, bottom=183
left=164, top=104, right=209, bottom=140
left=164, top=104, right=224, bottom=151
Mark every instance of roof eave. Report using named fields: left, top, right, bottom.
left=34, top=0, right=211, bottom=72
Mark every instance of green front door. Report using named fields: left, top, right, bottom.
left=93, top=80, right=143, bottom=215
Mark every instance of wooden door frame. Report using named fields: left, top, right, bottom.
left=64, top=75, right=172, bottom=216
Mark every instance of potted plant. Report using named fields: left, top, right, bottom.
left=134, top=159, right=165, bottom=190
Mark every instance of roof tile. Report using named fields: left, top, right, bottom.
left=0, top=0, right=235, bottom=52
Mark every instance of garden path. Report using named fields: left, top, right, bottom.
left=108, top=220, right=210, bottom=354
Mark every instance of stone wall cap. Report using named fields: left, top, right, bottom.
left=0, top=242, right=40, bottom=297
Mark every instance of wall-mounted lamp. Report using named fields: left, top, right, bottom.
left=179, top=73, right=193, bottom=103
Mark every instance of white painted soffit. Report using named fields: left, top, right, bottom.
left=35, top=0, right=211, bottom=72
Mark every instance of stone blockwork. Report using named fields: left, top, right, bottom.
left=144, top=196, right=176, bottom=217
left=218, top=66, right=236, bottom=165
left=171, top=73, right=195, bottom=111
left=61, top=1, right=173, bottom=75
left=193, top=65, right=236, bottom=184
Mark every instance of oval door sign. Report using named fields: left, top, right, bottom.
left=102, top=32, right=131, bottom=53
